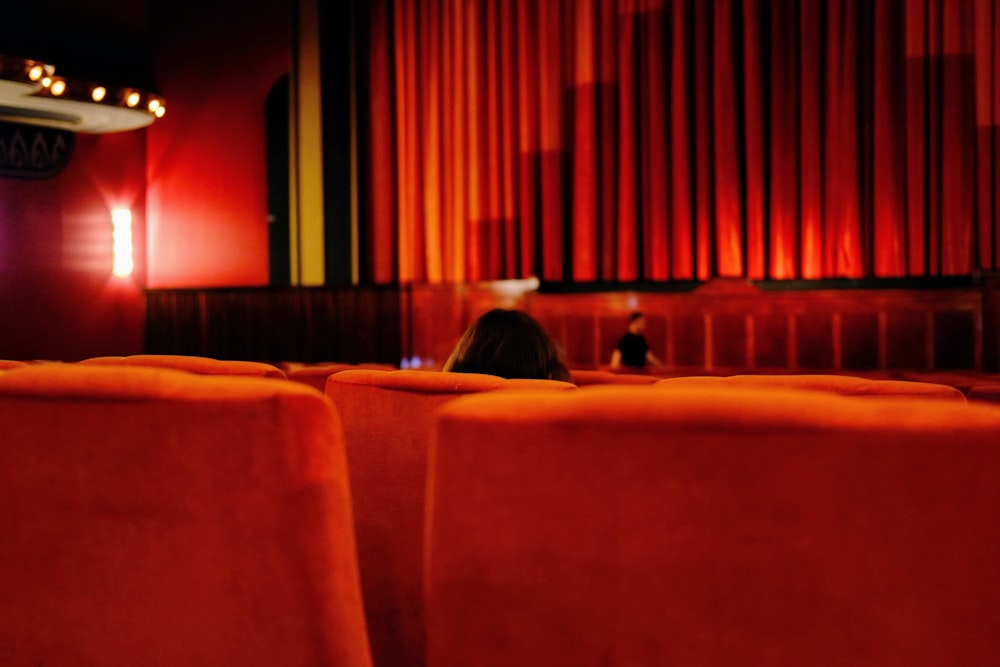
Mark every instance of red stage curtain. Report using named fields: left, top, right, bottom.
left=358, top=0, right=1000, bottom=284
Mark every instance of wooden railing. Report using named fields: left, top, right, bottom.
left=144, top=286, right=402, bottom=365
left=527, top=279, right=986, bottom=373
left=144, top=276, right=1000, bottom=373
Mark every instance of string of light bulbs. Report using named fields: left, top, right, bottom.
left=0, top=53, right=165, bottom=119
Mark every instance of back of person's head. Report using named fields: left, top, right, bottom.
left=442, top=309, right=571, bottom=382
left=628, top=311, right=646, bottom=333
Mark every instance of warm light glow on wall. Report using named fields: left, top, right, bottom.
left=111, top=208, right=133, bottom=277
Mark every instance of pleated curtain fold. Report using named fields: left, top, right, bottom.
left=358, top=0, right=1000, bottom=285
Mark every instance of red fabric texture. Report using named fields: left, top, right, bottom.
left=570, top=369, right=661, bottom=385
left=360, top=0, right=999, bottom=283
left=325, top=369, right=576, bottom=667
left=79, top=354, right=287, bottom=379
left=426, top=385, right=1000, bottom=666
left=968, top=384, right=1000, bottom=404
left=0, top=360, right=27, bottom=370
left=0, top=364, right=371, bottom=666
left=288, top=363, right=399, bottom=393
left=899, top=370, right=1000, bottom=393
left=656, top=373, right=967, bottom=401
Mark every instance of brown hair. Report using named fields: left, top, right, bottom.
left=442, top=309, right=572, bottom=382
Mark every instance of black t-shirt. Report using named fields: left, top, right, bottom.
left=616, top=332, right=649, bottom=368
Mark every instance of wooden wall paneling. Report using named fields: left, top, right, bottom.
left=589, top=312, right=604, bottom=368
left=145, top=281, right=988, bottom=373
left=831, top=312, right=843, bottom=370
left=144, top=287, right=402, bottom=364
left=642, top=313, right=668, bottom=370
left=752, top=310, right=790, bottom=369
left=711, top=312, right=748, bottom=370
left=796, top=309, right=834, bottom=370
left=877, top=311, right=889, bottom=370
left=886, top=310, right=928, bottom=370
left=787, top=312, right=798, bottom=371
left=664, top=312, right=675, bottom=369
left=984, top=276, right=1000, bottom=371
left=703, top=312, right=714, bottom=372
left=560, top=314, right=595, bottom=368
left=599, top=315, right=625, bottom=367
left=672, top=309, right=706, bottom=370
left=404, top=284, right=469, bottom=368
left=933, top=310, right=977, bottom=370
left=840, top=312, right=880, bottom=370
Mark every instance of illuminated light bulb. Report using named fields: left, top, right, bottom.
left=50, top=79, right=66, bottom=96
left=154, top=105, right=165, bottom=118
left=41, top=76, right=52, bottom=88
left=111, top=208, right=133, bottom=277
left=91, top=86, right=107, bottom=102
left=147, top=99, right=160, bottom=112
left=28, top=65, right=44, bottom=81
left=125, top=91, right=140, bottom=107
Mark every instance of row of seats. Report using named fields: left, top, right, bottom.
left=6, top=355, right=1000, bottom=403
left=3, top=357, right=1000, bottom=665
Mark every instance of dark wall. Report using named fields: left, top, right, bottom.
left=0, top=0, right=292, bottom=360
left=0, top=130, right=147, bottom=360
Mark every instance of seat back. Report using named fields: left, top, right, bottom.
left=570, top=369, right=660, bottom=386
left=427, top=386, right=1000, bottom=667
left=968, top=384, right=1000, bottom=405
left=656, top=373, right=965, bottom=401
left=326, top=369, right=576, bottom=667
left=288, top=362, right=396, bottom=393
left=0, top=364, right=371, bottom=667
left=79, top=354, right=287, bottom=379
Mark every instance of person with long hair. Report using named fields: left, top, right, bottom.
left=442, top=308, right=572, bottom=383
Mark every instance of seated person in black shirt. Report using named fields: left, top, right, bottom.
left=610, top=311, right=662, bottom=372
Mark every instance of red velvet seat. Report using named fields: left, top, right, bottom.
left=0, top=364, right=371, bottom=667
left=282, top=361, right=397, bottom=375
left=79, top=354, right=287, bottom=379
left=656, top=373, right=965, bottom=401
left=570, top=369, right=660, bottom=386
left=288, top=362, right=397, bottom=392
left=968, top=384, right=1000, bottom=405
left=899, top=371, right=1000, bottom=394
left=325, top=369, right=576, bottom=667
left=427, top=386, right=1000, bottom=667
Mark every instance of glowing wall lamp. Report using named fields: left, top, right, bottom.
left=111, top=208, right=133, bottom=277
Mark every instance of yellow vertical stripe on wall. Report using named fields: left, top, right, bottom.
left=349, top=0, right=360, bottom=285
left=290, top=0, right=325, bottom=286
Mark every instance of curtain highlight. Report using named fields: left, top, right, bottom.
left=358, top=0, right=1000, bottom=284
